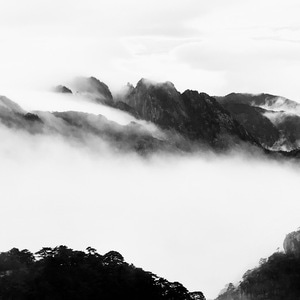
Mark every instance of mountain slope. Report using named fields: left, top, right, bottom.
left=216, top=228, right=300, bottom=300
left=0, top=96, right=43, bottom=133
left=0, top=246, right=206, bottom=300
left=219, top=102, right=280, bottom=147
left=122, top=79, right=259, bottom=148
left=217, top=93, right=300, bottom=150
left=216, top=92, right=300, bottom=111
left=0, top=95, right=180, bottom=154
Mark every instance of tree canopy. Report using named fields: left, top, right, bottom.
left=0, top=246, right=205, bottom=300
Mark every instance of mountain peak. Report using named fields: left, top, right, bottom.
left=73, top=76, right=113, bottom=104
left=136, top=78, right=176, bottom=90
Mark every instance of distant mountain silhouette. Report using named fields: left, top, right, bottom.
left=1, top=77, right=300, bottom=157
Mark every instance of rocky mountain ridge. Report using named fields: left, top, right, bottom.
left=1, top=76, right=300, bottom=157
left=61, top=77, right=260, bottom=149
left=55, top=76, right=300, bottom=156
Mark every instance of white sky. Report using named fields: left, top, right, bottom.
left=1, top=1, right=300, bottom=299
left=0, top=0, right=300, bottom=99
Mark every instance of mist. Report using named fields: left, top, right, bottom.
left=0, top=116, right=299, bottom=299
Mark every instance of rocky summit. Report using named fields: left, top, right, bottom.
left=283, top=229, right=300, bottom=257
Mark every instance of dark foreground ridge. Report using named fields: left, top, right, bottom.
left=0, top=246, right=205, bottom=300
left=216, top=228, right=300, bottom=300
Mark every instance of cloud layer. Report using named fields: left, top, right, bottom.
left=0, top=116, right=300, bottom=298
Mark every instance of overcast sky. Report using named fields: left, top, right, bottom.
left=0, top=0, right=300, bottom=99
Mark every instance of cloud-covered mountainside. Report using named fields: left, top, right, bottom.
left=0, top=246, right=205, bottom=300
left=215, top=228, right=300, bottom=300
left=216, top=93, right=300, bottom=151
left=1, top=76, right=300, bottom=158
left=0, top=94, right=173, bottom=155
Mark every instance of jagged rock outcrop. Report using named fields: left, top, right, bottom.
left=74, top=76, right=113, bottom=104
left=283, top=229, right=300, bottom=256
left=122, top=79, right=259, bottom=148
left=124, top=78, right=189, bottom=130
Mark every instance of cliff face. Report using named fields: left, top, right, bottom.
left=124, top=79, right=188, bottom=130
left=283, top=229, right=300, bottom=256
left=123, top=79, right=258, bottom=148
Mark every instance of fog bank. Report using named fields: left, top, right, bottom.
left=0, top=123, right=299, bottom=298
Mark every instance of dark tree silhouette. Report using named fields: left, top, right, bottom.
left=0, top=246, right=205, bottom=300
